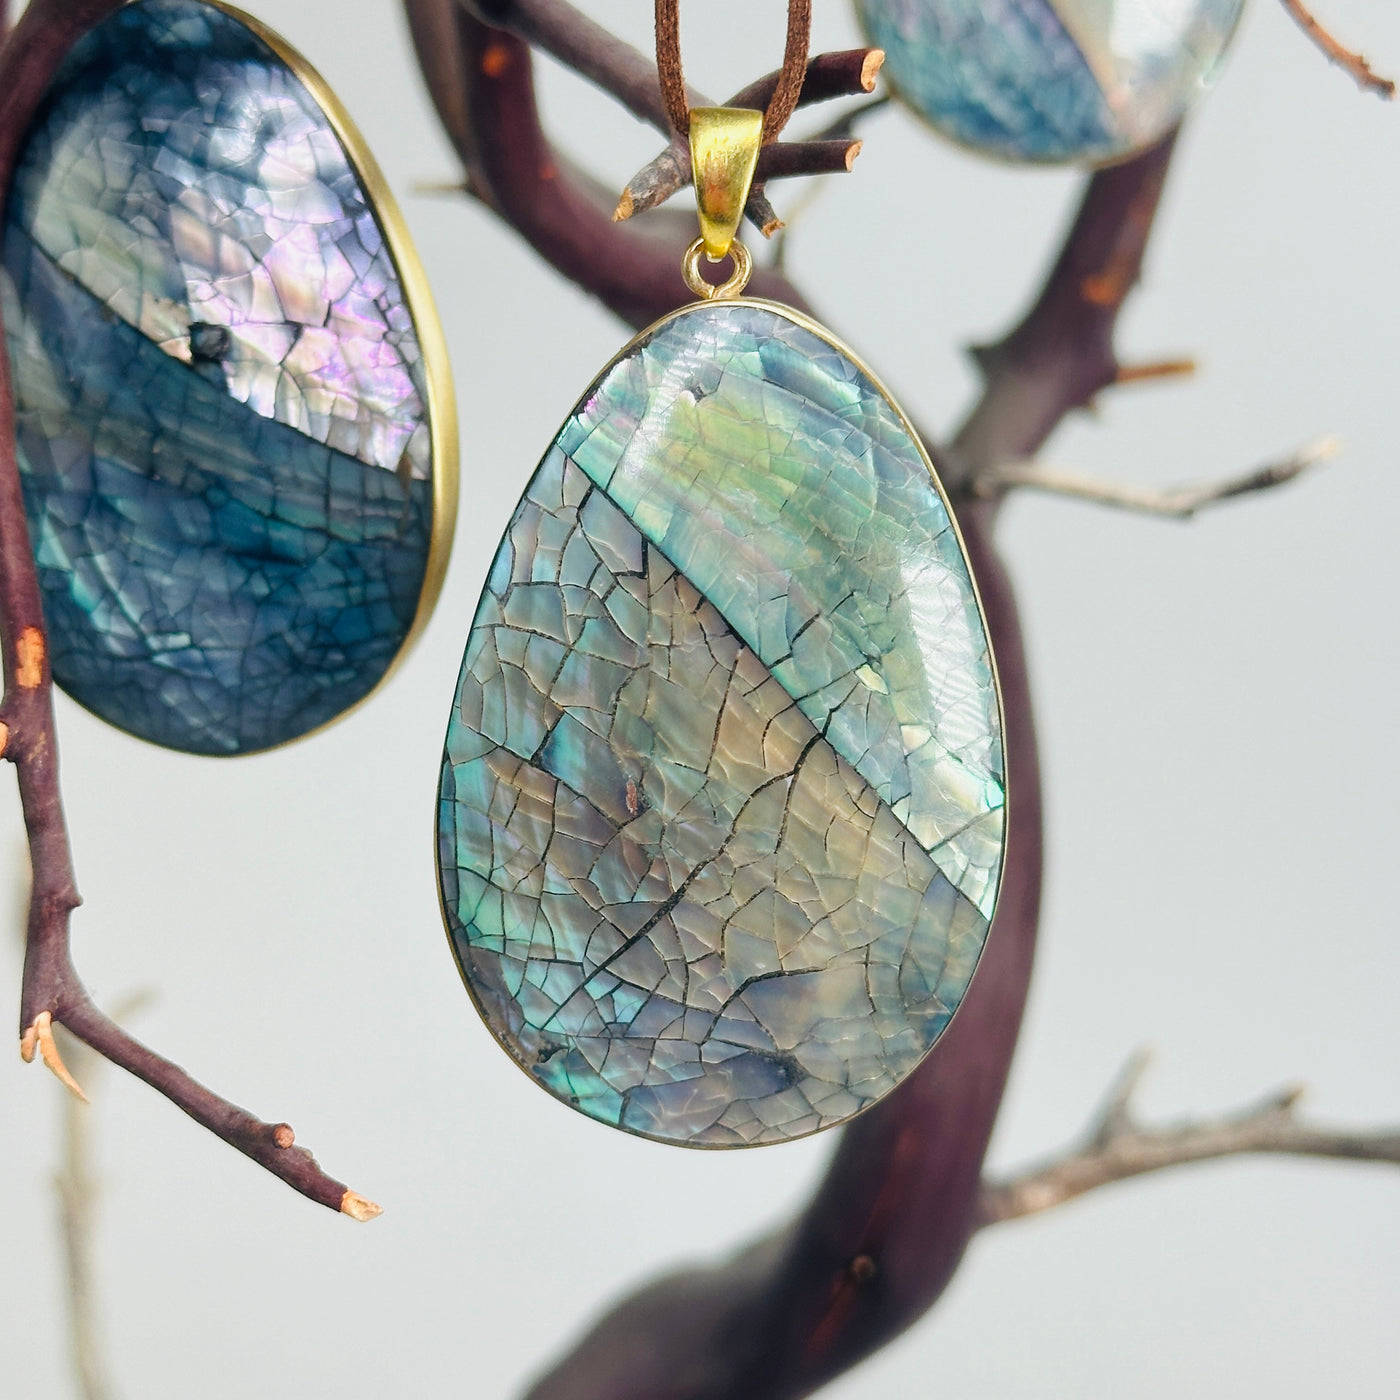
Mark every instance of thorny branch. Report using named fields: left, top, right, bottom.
left=978, top=1051, right=1400, bottom=1226
left=0, top=0, right=378, bottom=1220
left=1279, top=0, right=1396, bottom=99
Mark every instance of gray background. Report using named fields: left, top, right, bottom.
left=3, top=1, right=1397, bottom=1396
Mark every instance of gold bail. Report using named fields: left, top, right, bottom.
left=689, top=106, right=763, bottom=260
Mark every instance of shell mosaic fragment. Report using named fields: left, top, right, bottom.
left=1, top=0, right=441, bottom=753
left=856, top=0, right=1246, bottom=165
left=439, top=302, right=1005, bottom=1146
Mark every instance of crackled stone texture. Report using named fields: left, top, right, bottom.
left=856, top=0, right=1245, bottom=164
left=1, top=0, right=440, bottom=753
left=439, top=302, right=1004, bottom=1146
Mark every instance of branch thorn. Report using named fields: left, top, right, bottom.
left=1114, top=357, right=1197, bottom=386
left=1093, top=1046, right=1152, bottom=1145
left=21, top=1012, right=90, bottom=1103
left=340, top=1190, right=384, bottom=1223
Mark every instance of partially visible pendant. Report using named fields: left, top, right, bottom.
left=1, top=0, right=456, bottom=754
left=855, top=0, right=1246, bottom=166
left=436, top=111, right=1005, bottom=1147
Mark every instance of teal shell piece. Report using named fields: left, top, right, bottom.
left=1, top=0, right=448, bottom=754
left=856, top=0, right=1246, bottom=165
left=438, top=300, right=1005, bottom=1147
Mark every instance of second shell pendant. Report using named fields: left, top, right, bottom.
left=437, top=112, right=1006, bottom=1147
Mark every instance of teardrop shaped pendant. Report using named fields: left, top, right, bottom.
left=1, top=0, right=456, bottom=754
left=438, top=103, right=1004, bottom=1147
left=439, top=304, right=1006, bottom=1146
left=854, top=0, right=1245, bottom=166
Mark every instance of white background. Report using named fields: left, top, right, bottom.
left=2, top=2, right=1398, bottom=1396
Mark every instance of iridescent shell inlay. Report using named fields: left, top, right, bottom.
left=438, top=301, right=1005, bottom=1147
left=856, top=0, right=1247, bottom=165
left=1, top=0, right=454, bottom=754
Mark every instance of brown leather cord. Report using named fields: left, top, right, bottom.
left=655, top=0, right=812, bottom=140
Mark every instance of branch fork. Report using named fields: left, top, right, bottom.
left=614, top=48, right=885, bottom=232
left=980, top=435, right=1341, bottom=517
left=979, top=1051, right=1400, bottom=1227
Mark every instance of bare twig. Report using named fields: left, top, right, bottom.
left=978, top=1052, right=1400, bottom=1226
left=54, top=1006, right=149, bottom=1400
left=617, top=49, right=884, bottom=226
left=978, top=436, right=1339, bottom=517
left=0, top=0, right=378, bottom=1221
left=1279, top=0, right=1396, bottom=99
left=615, top=136, right=863, bottom=229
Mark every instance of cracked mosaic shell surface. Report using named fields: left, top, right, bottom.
left=438, top=300, right=1005, bottom=1147
left=1, top=0, right=452, bottom=754
left=856, top=0, right=1246, bottom=165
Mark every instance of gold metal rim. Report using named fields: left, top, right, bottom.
left=435, top=294, right=1008, bottom=1151
left=681, top=237, right=753, bottom=300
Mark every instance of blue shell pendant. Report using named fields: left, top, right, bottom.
left=855, top=0, right=1246, bottom=166
left=1, top=0, right=456, bottom=754
left=438, top=298, right=1006, bottom=1147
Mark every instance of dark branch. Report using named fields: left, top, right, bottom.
left=515, top=152, right=1180, bottom=1400
left=453, top=0, right=878, bottom=235
left=406, top=0, right=813, bottom=328
left=0, top=0, right=377, bottom=1221
left=402, top=2, right=1195, bottom=1393
left=947, top=129, right=1180, bottom=492
left=618, top=49, right=884, bottom=226
left=453, top=0, right=781, bottom=232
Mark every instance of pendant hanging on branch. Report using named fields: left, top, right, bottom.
left=2, top=0, right=458, bottom=757
left=435, top=0, right=1006, bottom=1147
left=855, top=0, right=1248, bottom=165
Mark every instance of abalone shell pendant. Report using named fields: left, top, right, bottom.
left=856, top=0, right=1246, bottom=166
left=437, top=298, right=1005, bottom=1147
left=1, top=0, right=456, bottom=754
